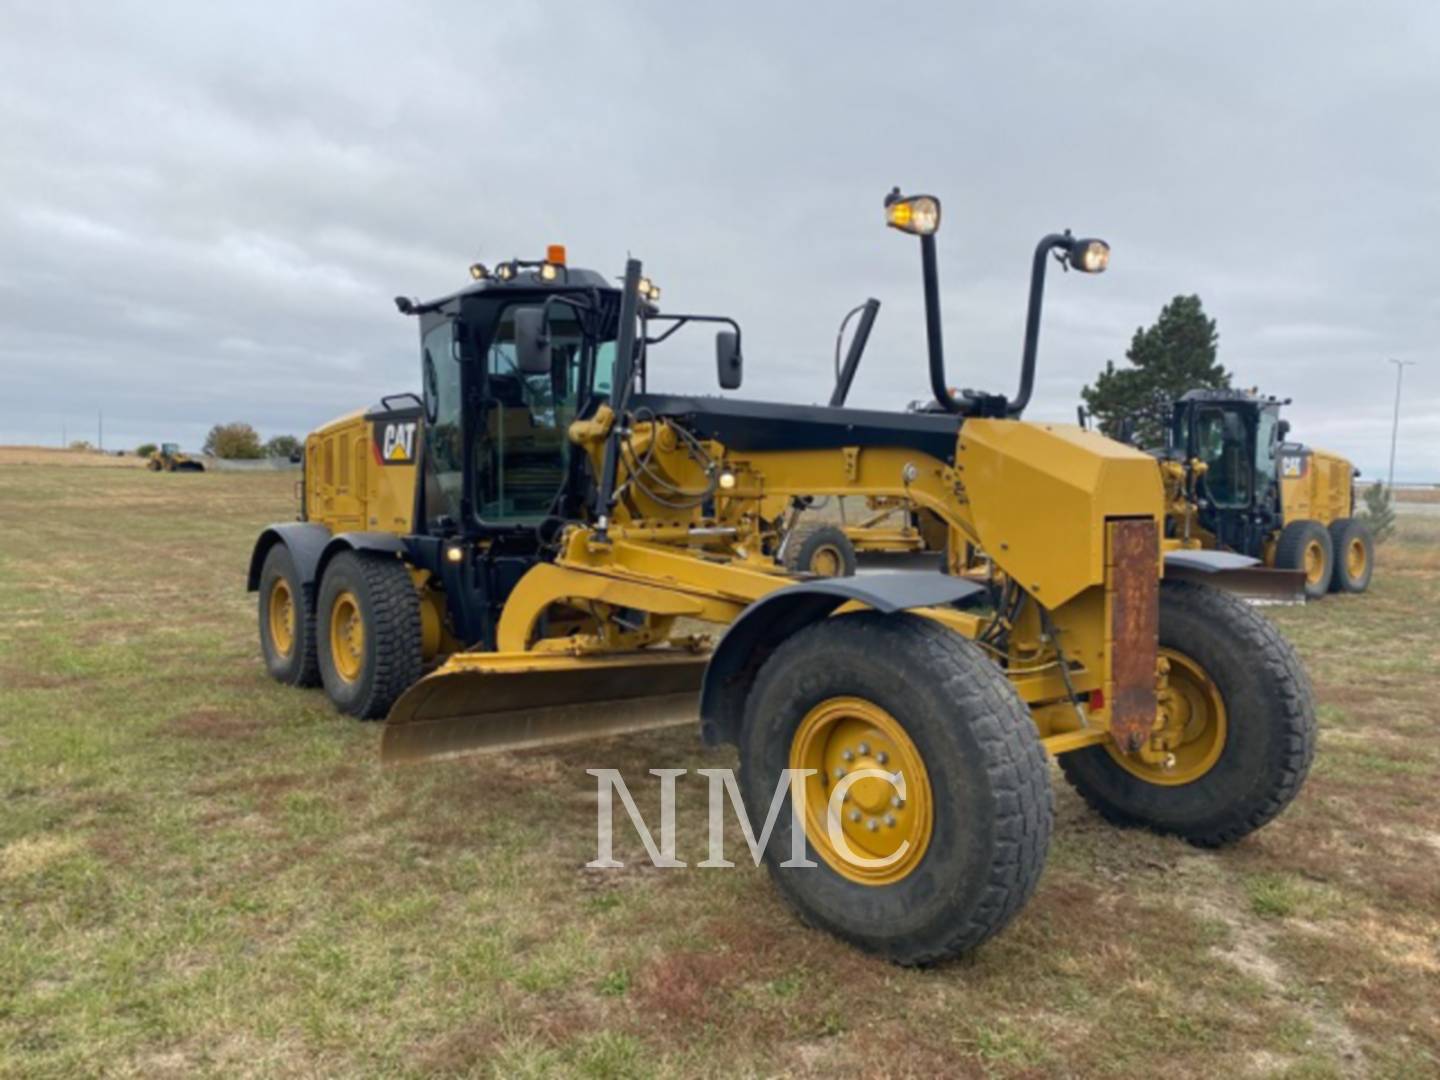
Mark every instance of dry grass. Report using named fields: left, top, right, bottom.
left=1, top=465, right=1437, bottom=1078
left=0, top=445, right=147, bottom=468
left=1392, top=486, right=1440, bottom=504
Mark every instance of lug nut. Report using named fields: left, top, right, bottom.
left=875, top=751, right=888, bottom=765
left=866, top=818, right=879, bottom=832
left=841, top=749, right=854, bottom=762
left=891, top=796, right=904, bottom=809
left=848, top=809, right=862, bottom=823
left=858, top=742, right=871, bottom=756
left=884, top=814, right=896, bottom=828
left=834, top=767, right=846, bottom=780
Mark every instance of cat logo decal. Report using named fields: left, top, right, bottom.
left=372, top=420, right=417, bottom=465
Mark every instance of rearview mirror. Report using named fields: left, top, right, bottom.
left=716, top=330, right=742, bottom=390
left=513, top=308, right=552, bottom=375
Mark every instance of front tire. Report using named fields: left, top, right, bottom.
left=1274, top=519, right=1333, bottom=599
left=1326, top=518, right=1373, bottom=593
left=316, top=551, right=423, bottom=719
left=1060, top=580, right=1316, bottom=847
left=739, top=612, right=1052, bottom=965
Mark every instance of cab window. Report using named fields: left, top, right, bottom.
left=1255, top=409, right=1279, bottom=486
left=474, top=306, right=597, bottom=524
left=1195, top=406, right=1252, bottom=508
left=421, top=322, right=464, bottom=528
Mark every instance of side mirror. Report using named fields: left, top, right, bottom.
left=513, top=308, right=553, bottom=375
left=1277, top=419, right=1291, bottom=441
left=715, top=330, right=742, bottom=390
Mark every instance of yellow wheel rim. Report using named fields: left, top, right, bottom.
left=809, top=545, right=843, bottom=577
left=788, top=697, right=933, bottom=886
left=1109, top=648, right=1227, bottom=786
left=1303, top=539, right=1326, bottom=585
left=1346, top=537, right=1366, bottom=579
left=268, top=578, right=295, bottom=658
left=328, top=590, right=364, bottom=682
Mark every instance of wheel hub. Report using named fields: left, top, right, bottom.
left=1111, top=649, right=1227, bottom=785
left=268, top=578, right=295, bottom=658
left=810, top=545, right=842, bottom=576
left=1347, top=537, right=1366, bottom=578
left=789, top=697, right=932, bottom=885
left=329, top=590, right=365, bottom=682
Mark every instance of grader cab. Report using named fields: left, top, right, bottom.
left=247, top=195, right=1317, bottom=965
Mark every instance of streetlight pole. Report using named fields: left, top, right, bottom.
left=1386, top=358, right=1415, bottom=490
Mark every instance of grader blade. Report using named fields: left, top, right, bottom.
left=381, top=650, right=709, bottom=765
left=1205, top=566, right=1307, bottom=605
left=1163, top=551, right=1307, bottom=605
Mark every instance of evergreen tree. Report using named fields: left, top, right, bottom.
left=1359, top=482, right=1396, bottom=544
left=1081, top=295, right=1229, bottom=449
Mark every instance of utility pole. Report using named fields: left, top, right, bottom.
left=1386, top=358, right=1415, bottom=490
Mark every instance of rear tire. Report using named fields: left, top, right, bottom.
left=1059, top=580, right=1316, bottom=847
left=1274, top=519, right=1333, bottom=599
left=258, top=545, right=319, bottom=687
left=1326, top=518, right=1373, bottom=593
left=316, top=551, right=423, bottom=719
left=739, top=612, right=1052, bottom=965
left=783, top=523, right=857, bottom=577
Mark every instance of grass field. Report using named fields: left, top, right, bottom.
left=2, top=466, right=1437, bottom=1078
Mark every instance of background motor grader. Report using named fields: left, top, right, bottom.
left=1159, top=389, right=1371, bottom=599
left=247, top=198, right=1316, bottom=965
left=147, top=442, right=205, bottom=472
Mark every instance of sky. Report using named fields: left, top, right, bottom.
left=2, top=2, right=1437, bottom=480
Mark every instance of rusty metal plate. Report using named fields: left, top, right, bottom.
left=1107, top=518, right=1159, bottom=753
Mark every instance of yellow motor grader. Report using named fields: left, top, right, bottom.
left=1156, top=390, right=1371, bottom=599
left=247, top=198, right=1316, bottom=965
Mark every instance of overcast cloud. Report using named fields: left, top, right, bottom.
left=2, top=1, right=1437, bottom=479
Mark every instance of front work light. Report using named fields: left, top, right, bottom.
left=468, top=262, right=489, bottom=280
left=539, top=263, right=559, bottom=281
left=884, top=190, right=942, bottom=236
left=1069, top=238, right=1110, bottom=273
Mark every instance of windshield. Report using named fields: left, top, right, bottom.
left=1195, top=406, right=1252, bottom=508
left=473, top=305, right=613, bottom=524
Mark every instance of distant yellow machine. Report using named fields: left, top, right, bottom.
left=763, top=495, right=948, bottom=576
left=246, top=197, right=1317, bottom=965
left=1158, top=390, right=1371, bottom=599
left=147, top=442, right=205, bottom=472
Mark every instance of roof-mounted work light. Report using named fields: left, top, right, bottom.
left=884, top=190, right=941, bottom=236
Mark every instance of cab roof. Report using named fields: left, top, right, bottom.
left=399, top=265, right=616, bottom=316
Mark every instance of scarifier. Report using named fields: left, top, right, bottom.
left=247, top=195, right=1317, bottom=964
